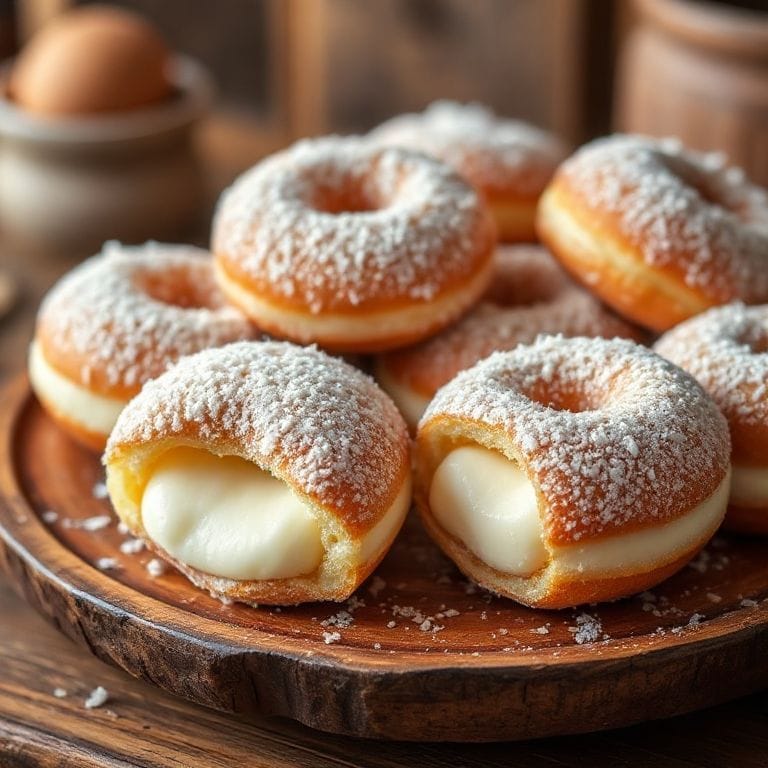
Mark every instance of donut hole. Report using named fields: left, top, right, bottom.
left=311, top=188, right=380, bottom=215
left=664, top=154, right=741, bottom=215
left=136, top=266, right=222, bottom=310
left=525, top=379, right=600, bottom=414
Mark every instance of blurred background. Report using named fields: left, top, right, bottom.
left=0, top=0, right=767, bottom=373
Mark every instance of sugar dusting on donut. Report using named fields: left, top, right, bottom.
left=212, top=137, right=495, bottom=312
left=384, top=246, right=639, bottom=395
left=557, top=135, right=768, bottom=302
left=655, top=303, right=768, bottom=427
left=37, top=242, right=255, bottom=391
left=106, top=341, right=410, bottom=524
left=369, top=100, right=566, bottom=195
left=424, top=336, right=730, bottom=543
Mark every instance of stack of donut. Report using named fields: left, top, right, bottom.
left=30, top=100, right=768, bottom=609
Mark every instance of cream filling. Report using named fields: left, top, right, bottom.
left=730, top=462, right=768, bottom=506
left=140, top=447, right=411, bottom=581
left=141, top=448, right=324, bottom=580
left=214, top=259, right=493, bottom=346
left=430, top=444, right=731, bottom=579
left=554, top=470, right=731, bottom=576
left=374, top=359, right=431, bottom=429
left=430, top=446, right=547, bottom=576
left=28, top=340, right=126, bottom=435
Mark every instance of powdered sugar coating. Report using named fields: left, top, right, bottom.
left=106, top=341, right=410, bottom=527
left=655, top=303, right=768, bottom=457
left=36, top=242, right=256, bottom=395
left=422, top=336, right=730, bottom=543
left=212, top=136, right=494, bottom=313
left=556, top=135, right=768, bottom=301
left=369, top=101, right=566, bottom=196
left=380, top=245, right=640, bottom=396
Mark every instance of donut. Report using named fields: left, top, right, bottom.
left=655, top=303, right=768, bottom=534
left=375, top=245, right=642, bottom=428
left=537, top=135, right=768, bottom=332
left=369, top=101, right=567, bottom=243
left=211, top=137, right=496, bottom=353
left=105, top=341, right=412, bottom=605
left=30, top=241, right=256, bottom=451
left=414, top=336, right=731, bottom=608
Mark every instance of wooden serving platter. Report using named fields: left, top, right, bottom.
left=2, top=375, right=768, bottom=742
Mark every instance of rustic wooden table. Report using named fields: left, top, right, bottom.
left=1, top=115, right=768, bottom=767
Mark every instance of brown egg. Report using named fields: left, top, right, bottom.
left=8, top=5, right=172, bottom=116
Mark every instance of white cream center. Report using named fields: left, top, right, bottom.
left=141, top=447, right=324, bottom=580
left=730, top=462, right=768, bottom=506
left=429, top=445, right=547, bottom=576
left=28, top=341, right=126, bottom=435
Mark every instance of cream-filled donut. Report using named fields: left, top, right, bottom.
left=415, top=336, right=731, bottom=608
left=30, top=241, right=257, bottom=450
left=369, top=101, right=567, bottom=242
left=655, top=303, right=768, bottom=534
left=375, top=245, right=642, bottom=428
left=105, top=341, right=412, bottom=605
left=537, top=135, right=768, bottom=332
left=211, top=136, right=496, bottom=353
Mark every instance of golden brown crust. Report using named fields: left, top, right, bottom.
left=35, top=243, right=256, bottom=399
left=105, top=342, right=412, bottom=605
left=537, top=183, right=714, bottom=332
left=377, top=245, right=644, bottom=404
left=536, top=136, right=768, bottom=333
left=415, top=337, right=730, bottom=545
left=654, top=304, right=768, bottom=465
left=211, top=138, right=496, bottom=343
left=418, top=503, right=716, bottom=609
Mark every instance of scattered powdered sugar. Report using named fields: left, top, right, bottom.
left=380, top=245, right=639, bottom=398
left=322, top=631, right=342, bottom=645
left=740, top=598, right=758, bottom=608
left=41, top=510, right=58, bottom=524
left=369, top=100, right=566, bottom=196
left=146, top=558, right=166, bottom=577
left=569, top=613, right=603, bottom=645
left=91, top=481, right=109, bottom=499
left=556, top=135, right=768, bottom=302
left=53, top=688, right=67, bottom=698
left=37, top=241, right=256, bottom=390
left=106, top=342, right=410, bottom=522
left=655, top=303, right=768, bottom=432
left=119, top=538, right=145, bottom=555
left=96, top=557, right=120, bottom=571
left=84, top=686, right=109, bottom=709
left=63, top=515, right=112, bottom=532
left=212, top=137, right=494, bottom=313
left=422, top=336, right=730, bottom=542
left=531, top=625, right=550, bottom=635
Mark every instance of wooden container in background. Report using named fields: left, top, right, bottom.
left=0, top=55, right=213, bottom=255
left=615, top=0, right=768, bottom=186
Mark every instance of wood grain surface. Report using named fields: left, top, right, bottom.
left=3, top=376, right=768, bottom=743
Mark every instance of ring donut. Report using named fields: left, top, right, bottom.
left=212, top=136, right=496, bottom=353
left=655, top=303, right=768, bottom=534
left=537, top=135, right=768, bottom=332
left=370, top=101, right=566, bottom=243
left=415, top=336, right=731, bottom=608
left=30, top=241, right=256, bottom=450
left=375, top=245, right=642, bottom=428
left=105, top=341, right=412, bottom=605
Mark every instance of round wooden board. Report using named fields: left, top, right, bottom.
left=2, top=375, right=768, bottom=742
